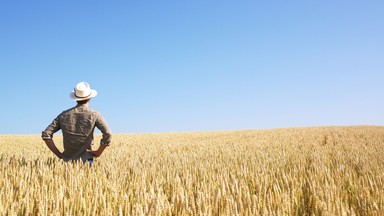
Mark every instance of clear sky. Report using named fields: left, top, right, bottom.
left=1, top=0, right=383, bottom=134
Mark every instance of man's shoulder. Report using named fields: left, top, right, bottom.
left=83, top=106, right=102, bottom=117
left=90, top=109, right=102, bottom=116
left=59, top=106, right=77, bottom=115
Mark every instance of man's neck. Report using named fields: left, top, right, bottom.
left=76, top=102, right=90, bottom=107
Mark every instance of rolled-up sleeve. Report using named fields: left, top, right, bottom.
left=42, top=117, right=61, bottom=140
left=95, top=113, right=112, bottom=145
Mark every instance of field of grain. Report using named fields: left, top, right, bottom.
left=1, top=126, right=384, bottom=215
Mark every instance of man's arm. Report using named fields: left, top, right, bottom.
left=87, top=112, right=112, bottom=158
left=87, top=144, right=108, bottom=157
left=44, top=139, right=63, bottom=159
left=42, top=116, right=62, bottom=158
left=95, top=113, right=112, bottom=146
left=42, top=116, right=61, bottom=140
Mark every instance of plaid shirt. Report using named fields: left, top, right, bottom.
left=42, top=104, right=112, bottom=161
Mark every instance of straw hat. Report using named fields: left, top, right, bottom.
left=69, top=82, right=98, bottom=101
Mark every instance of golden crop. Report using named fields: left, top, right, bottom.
left=0, top=126, right=383, bottom=215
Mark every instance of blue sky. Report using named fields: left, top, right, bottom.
left=1, top=0, right=383, bottom=134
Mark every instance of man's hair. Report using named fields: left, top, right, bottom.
left=77, top=99, right=90, bottom=105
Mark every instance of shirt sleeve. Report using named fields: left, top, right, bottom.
left=95, top=113, right=112, bottom=145
left=42, top=116, right=61, bottom=140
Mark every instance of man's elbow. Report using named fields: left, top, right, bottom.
left=41, top=131, right=52, bottom=140
left=102, top=131, right=112, bottom=145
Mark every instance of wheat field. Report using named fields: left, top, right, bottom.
left=0, top=126, right=383, bottom=215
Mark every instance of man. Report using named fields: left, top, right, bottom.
left=42, top=82, right=112, bottom=164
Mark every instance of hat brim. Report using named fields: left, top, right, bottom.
left=69, top=90, right=97, bottom=101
